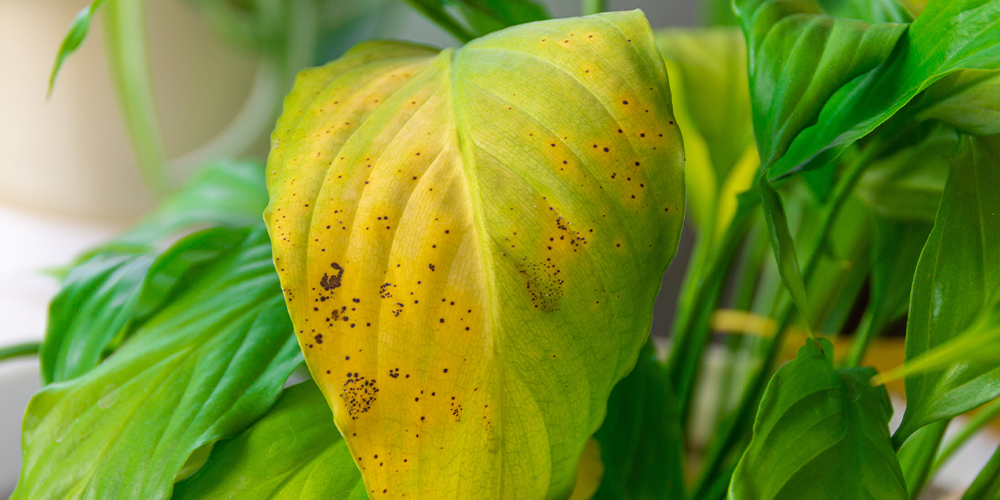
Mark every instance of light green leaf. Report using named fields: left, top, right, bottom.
left=13, top=227, right=302, bottom=500
left=890, top=134, right=1000, bottom=446
left=265, top=12, right=685, bottom=499
left=41, top=160, right=270, bottom=384
left=593, top=339, right=685, bottom=500
left=913, top=69, right=1000, bottom=136
left=763, top=0, right=1000, bottom=180
left=656, top=27, right=757, bottom=236
left=173, top=380, right=366, bottom=500
left=48, top=0, right=107, bottom=95
left=729, top=339, right=908, bottom=500
left=759, top=177, right=813, bottom=334
left=896, top=420, right=948, bottom=498
left=855, top=125, right=956, bottom=221
left=734, top=0, right=907, bottom=173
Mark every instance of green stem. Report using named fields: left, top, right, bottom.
left=0, top=342, right=41, bottom=362
left=845, top=307, right=878, bottom=367
left=104, top=0, right=172, bottom=201
left=582, top=0, right=607, bottom=15
left=693, top=148, right=878, bottom=497
left=931, top=396, right=1000, bottom=475
left=401, top=1, right=475, bottom=43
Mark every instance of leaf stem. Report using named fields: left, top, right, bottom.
left=931, top=396, right=1000, bottom=475
left=582, top=0, right=607, bottom=15
left=0, top=342, right=41, bottom=362
left=401, top=1, right=475, bottom=43
left=104, top=0, right=172, bottom=201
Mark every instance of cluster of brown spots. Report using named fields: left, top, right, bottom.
left=393, top=302, right=404, bottom=317
left=380, top=282, right=396, bottom=299
left=341, top=373, right=378, bottom=420
left=321, top=263, right=344, bottom=291
left=517, top=261, right=564, bottom=312
left=451, top=399, right=463, bottom=422
left=389, top=368, right=400, bottom=378
left=325, top=306, right=346, bottom=324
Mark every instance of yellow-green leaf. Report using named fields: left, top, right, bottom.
left=264, top=11, right=685, bottom=500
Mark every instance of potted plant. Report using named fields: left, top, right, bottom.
left=3, top=0, right=1000, bottom=498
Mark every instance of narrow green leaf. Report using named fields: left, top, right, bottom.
left=734, top=0, right=907, bottom=171
left=48, top=0, right=108, bottom=95
left=962, top=443, right=1000, bottom=500
left=265, top=12, right=685, bottom=498
left=173, top=380, right=366, bottom=500
left=759, top=178, right=813, bottom=335
left=896, top=420, right=948, bottom=498
left=913, top=69, right=1000, bottom=136
left=13, top=227, right=302, bottom=500
left=892, top=134, right=1000, bottom=446
left=729, top=339, right=908, bottom=500
left=458, top=0, right=551, bottom=36
left=593, top=339, right=685, bottom=500
left=765, top=0, right=1000, bottom=180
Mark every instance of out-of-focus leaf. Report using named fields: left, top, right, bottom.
left=13, top=227, right=301, bottom=500
left=265, top=12, right=685, bottom=499
left=656, top=27, right=756, bottom=236
left=913, top=69, right=1000, bottom=136
left=48, top=0, right=107, bottom=95
left=758, top=0, right=1000, bottom=181
left=402, top=0, right=549, bottom=42
left=41, top=160, right=270, bottom=384
left=891, top=134, right=1000, bottom=446
left=855, top=126, right=956, bottom=221
left=759, top=178, right=813, bottom=334
left=896, top=420, right=948, bottom=498
left=734, top=0, right=907, bottom=173
left=173, top=380, right=366, bottom=500
left=593, top=340, right=685, bottom=500
left=729, top=339, right=908, bottom=500
left=962, top=442, right=1000, bottom=500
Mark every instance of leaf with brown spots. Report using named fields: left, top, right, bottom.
left=265, top=11, right=684, bottom=499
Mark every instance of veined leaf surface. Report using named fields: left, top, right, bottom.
left=265, top=12, right=685, bottom=500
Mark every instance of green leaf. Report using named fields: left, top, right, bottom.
left=656, top=27, right=757, bottom=236
left=593, top=339, right=685, bottom=500
left=41, top=160, right=270, bottom=384
left=265, top=12, right=685, bottom=499
left=913, top=69, right=1000, bottom=136
left=759, top=177, right=813, bottom=334
left=855, top=126, right=956, bottom=221
left=896, top=420, right=948, bottom=497
left=818, top=0, right=914, bottom=23
left=48, top=0, right=108, bottom=95
left=13, top=226, right=302, bottom=500
left=734, top=0, right=907, bottom=172
left=892, top=134, right=1000, bottom=445
left=962, top=442, right=1000, bottom=500
left=728, top=339, right=908, bottom=500
left=402, top=0, right=549, bottom=42
left=173, top=380, right=366, bottom=500
left=763, top=0, right=1000, bottom=180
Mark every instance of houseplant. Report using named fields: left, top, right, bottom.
left=4, top=0, right=1000, bottom=498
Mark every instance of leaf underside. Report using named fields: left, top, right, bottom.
left=265, top=11, right=685, bottom=500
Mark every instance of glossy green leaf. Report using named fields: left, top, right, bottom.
left=759, top=178, right=813, bottom=334
left=913, top=69, right=1000, bottom=136
left=265, top=12, right=685, bottom=499
left=48, top=0, right=107, bottom=95
left=656, top=27, right=757, bottom=236
left=13, top=226, right=302, bottom=500
left=729, top=339, right=908, bottom=500
left=819, top=0, right=913, bottom=23
left=402, top=0, right=549, bottom=42
left=762, top=0, right=1000, bottom=180
left=893, top=134, right=1000, bottom=445
left=855, top=126, right=956, bottom=221
left=734, top=0, right=907, bottom=172
left=962, top=442, right=1000, bottom=500
left=41, top=160, right=270, bottom=384
left=593, top=339, right=685, bottom=500
left=173, top=380, right=366, bottom=500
